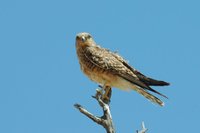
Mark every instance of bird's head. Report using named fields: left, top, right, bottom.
left=76, top=32, right=96, bottom=47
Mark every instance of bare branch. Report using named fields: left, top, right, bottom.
left=137, top=122, right=148, bottom=133
left=74, top=86, right=115, bottom=133
left=74, top=104, right=102, bottom=124
left=74, top=86, right=148, bottom=133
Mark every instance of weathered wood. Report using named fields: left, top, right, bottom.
left=137, top=122, right=148, bottom=133
left=74, top=86, right=147, bottom=133
left=74, top=86, right=115, bottom=133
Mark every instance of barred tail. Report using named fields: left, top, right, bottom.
left=133, top=86, right=164, bottom=106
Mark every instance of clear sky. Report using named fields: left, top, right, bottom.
left=0, top=0, right=200, bottom=133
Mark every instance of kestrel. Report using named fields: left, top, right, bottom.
left=76, top=32, right=170, bottom=106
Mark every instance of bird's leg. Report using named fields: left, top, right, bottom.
left=97, top=85, right=104, bottom=95
left=102, top=85, right=112, bottom=104
left=97, top=85, right=112, bottom=104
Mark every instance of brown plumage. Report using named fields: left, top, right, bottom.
left=76, top=32, right=170, bottom=106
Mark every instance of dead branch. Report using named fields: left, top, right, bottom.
left=137, top=122, right=148, bottom=133
left=74, top=86, right=147, bottom=133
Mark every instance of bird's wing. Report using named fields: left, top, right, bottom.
left=109, top=51, right=168, bottom=98
left=84, top=46, right=149, bottom=89
left=112, top=52, right=169, bottom=86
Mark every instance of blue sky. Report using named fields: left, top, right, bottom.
left=0, top=0, right=200, bottom=132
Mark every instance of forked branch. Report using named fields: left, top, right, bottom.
left=74, top=86, right=147, bottom=133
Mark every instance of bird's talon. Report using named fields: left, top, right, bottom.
left=102, top=94, right=110, bottom=104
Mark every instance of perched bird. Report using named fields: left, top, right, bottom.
left=75, top=32, right=170, bottom=106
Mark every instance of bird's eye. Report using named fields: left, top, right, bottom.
left=87, top=35, right=91, bottom=39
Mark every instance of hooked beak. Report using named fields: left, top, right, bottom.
left=81, top=36, right=86, bottom=42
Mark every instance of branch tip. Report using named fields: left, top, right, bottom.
left=74, top=103, right=81, bottom=109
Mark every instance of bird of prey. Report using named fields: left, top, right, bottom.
left=75, top=32, right=170, bottom=106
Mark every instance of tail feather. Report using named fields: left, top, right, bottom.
left=142, top=77, right=170, bottom=86
left=134, top=70, right=170, bottom=86
left=146, top=86, right=168, bottom=99
left=133, top=87, right=164, bottom=106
